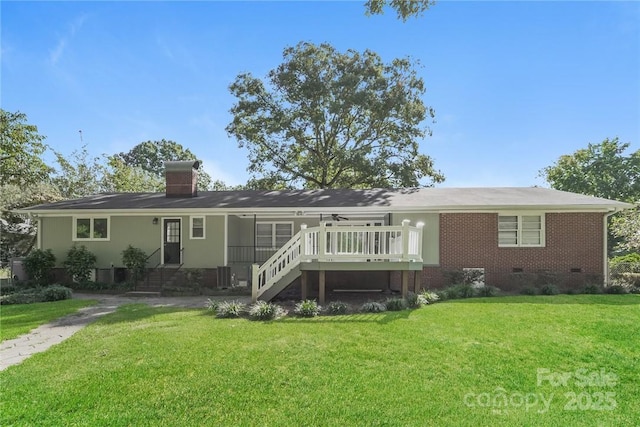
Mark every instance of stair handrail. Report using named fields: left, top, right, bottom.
left=252, top=230, right=303, bottom=300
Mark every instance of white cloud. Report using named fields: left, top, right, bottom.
left=49, top=14, right=88, bottom=65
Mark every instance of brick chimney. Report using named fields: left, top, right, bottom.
left=165, top=160, right=200, bottom=197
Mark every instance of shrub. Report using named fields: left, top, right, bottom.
left=121, top=245, right=148, bottom=284
left=248, top=301, right=287, bottom=321
left=24, top=249, right=56, bottom=285
left=360, top=301, right=386, bottom=313
left=294, top=299, right=321, bottom=317
left=446, top=283, right=475, bottom=299
left=63, top=245, right=97, bottom=286
left=205, top=298, right=219, bottom=312
left=326, top=301, right=349, bottom=315
left=540, top=284, right=559, bottom=295
left=520, top=286, right=538, bottom=296
left=609, top=253, right=640, bottom=267
left=420, top=290, right=440, bottom=304
left=476, top=285, right=499, bottom=297
left=405, top=292, right=427, bottom=308
left=40, top=284, right=73, bottom=302
left=385, top=297, right=406, bottom=311
left=435, top=289, right=449, bottom=301
left=215, top=300, right=246, bottom=318
left=582, top=284, right=602, bottom=294
left=0, top=284, right=17, bottom=296
left=605, top=285, right=628, bottom=294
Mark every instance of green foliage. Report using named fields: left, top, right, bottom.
left=540, top=284, right=559, bottom=295
left=121, top=245, right=147, bottom=284
left=294, top=299, right=321, bottom=317
left=405, top=292, right=426, bottom=308
left=113, top=139, right=214, bottom=191
left=612, top=209, right=640, bottom=252
left=0, top=109, right=51, bottom=187
left=103, top=156, right=163, bottom=192
left=215, top=300, right=246, bottom=318
left=364, top=0, right=435, bottom=21
left=446, top=283, right=475, bottom=299
left=419, top=290, right=440, bottom=304
left=360, top=301, right=387, bottom=313
left=384, top=297, right=406, bottom=311
left=248, top=300, right=287, bottom=321
left=610, top=252, right=640, bottom=266
left=605, top=285, right=628, bottom=294
left=205, top=298, right=219, bottom=313
left=227, top=42, right=443, bottom=189
left=63, top=245, right=97, bottom=285
left=326, top=301, right=349, bottom=315
left=23, top=248, right=56, bottom=285
left=0, top=284, right=72, bottom=305
left=582, top=284, right=602, bottom=294
left=476, top=285, right=500, bottom=297
left=520, top=286, right=538, bottom=296
left=51, top=145, right=109, bottom=199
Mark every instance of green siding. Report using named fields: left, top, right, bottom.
left=391, top=213, right=439, bottom=265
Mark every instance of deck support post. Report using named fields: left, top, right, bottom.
left=251, top=264, right=259, bottom=302
left=301, top=270, right=308, bottom=300
left=413, top=269, right=422, bottom=293
left=319, top=270, right=326, bottom=304
left=401, top=270, right=409, bottom=298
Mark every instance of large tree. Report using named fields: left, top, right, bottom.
left=364, top=0, right=435, bottom=21
left=113, top=139, right=213, bottom=191
left=227, top=42, right=443, bottom=190
left=541, top=138, right=639, bottom=253
left=0, top=109, right=52, bottom=187
left=51, top=146, right=109, bottom=199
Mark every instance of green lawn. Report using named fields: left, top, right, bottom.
left=0, top=299, right=98, bottom=341
left=1, top=295, right=638, bottom=426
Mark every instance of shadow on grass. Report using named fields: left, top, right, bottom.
left=449, top=294, right=640, bottom=306
left=94, top=304, right=200, bottom=325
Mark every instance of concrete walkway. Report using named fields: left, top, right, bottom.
left=0, top=293, right=250, bottom=371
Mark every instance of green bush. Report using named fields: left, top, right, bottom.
left=0, top=285, right=73, bottom=305
left=419, top=290, right=440, bottom=304
left=215, top=300, right=246, bottom=318
left=610, top=253, right=640, bottom=266
left=605, top=285, right=628, bottom=294
left=40, top=284, right=73, bottom=302
left=0, top=284, right=17, bottom=296
left=248, top=301, right=287, bottom=321
left=385, top=297, right=406, bottom=311
left=63, top=245, right=97, bottom=286
left=326, top=301, right=349, bottom=315
left=294, top=299, right=321, bottom=317
left=520, top=286, right=538, bottom=295
left=24, top=249, right=56, bottom=285
left=540, top=284, right=559, bottom=295
left=476, top=285, right=500, bottom=297
left=205, top=298, right=219, bottom=312
left=360, top=301, right=386, bottom=313
left=445, top=283, right=475, bottom=299
left=122, top=245, right=148, bottom=284
left=405, top=292, right=426, bottom=308
left=582, top=284, right=602, bottom=294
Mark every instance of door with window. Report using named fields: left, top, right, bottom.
left=163, top=218, right=182, bottom=264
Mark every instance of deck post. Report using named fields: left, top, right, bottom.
left=401, top=270, right=409, bottom=298
left=300, top=224, right=307, bottom=261
left=401, top=219, right=410, bottom=261
left=413, top=270, right=422, bottom=293
left=251, top=264, right=259, bottom=302
left=319, top=270, right=326, bottom=304
left=301, top=270, right=308, bottom=300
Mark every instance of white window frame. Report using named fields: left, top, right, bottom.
left=255, top=221, right=294, bottom=249
left=72, top=216, right=110, bottom=241
left=190, top=216, right=206, bottom=239
left=498, top=213, right=545, bottom=247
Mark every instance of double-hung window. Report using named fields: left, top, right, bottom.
left=73, top=217, right=110, bottom=241
left=256, top=222, right=293, bottom=248
left=498, top=214, right=544, bottom=247
left=190, top=216, right=205, bottom=239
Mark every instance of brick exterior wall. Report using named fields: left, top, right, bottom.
left=422, top=212, right=605, bottom=291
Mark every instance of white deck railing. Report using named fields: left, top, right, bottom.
left=252, top=220, right=424, bottom=300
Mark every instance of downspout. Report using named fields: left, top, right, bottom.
left=253, top=214, right=257, bottom=264
left=603, top=209, right=620, bottom=286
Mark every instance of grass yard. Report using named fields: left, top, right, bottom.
left=0, top=299, right=98, bottom=341
left=1, top=295, right=638, bottom=426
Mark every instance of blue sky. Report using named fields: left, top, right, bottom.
left=2, top=1, right=638, bottom=188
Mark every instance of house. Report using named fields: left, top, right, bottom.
left=20, top=161, right=632, bottom=302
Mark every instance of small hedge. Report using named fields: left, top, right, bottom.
left=294, top=299, right=321, bottom=317
left=0, top=285, right=73, bottom=305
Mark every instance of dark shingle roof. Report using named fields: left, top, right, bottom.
left=22, top=187, right=633, bottom=212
